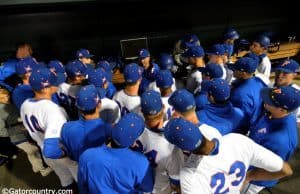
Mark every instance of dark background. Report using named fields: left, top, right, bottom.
left=0, top=0, right=298, bottom=63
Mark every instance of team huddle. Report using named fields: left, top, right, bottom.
left=0, top=28, right=300, bottom=194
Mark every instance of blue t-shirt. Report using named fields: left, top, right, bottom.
left=197, top=103, right=245, bottom=135
left=249, top=113, right=298, bottom=187
left=78, top=145, right=154, bottom=194
left=230, top=77, right=266, bottom=131
left=12, top=84, right=34, bottom=111
left=61, top=118, right=110, bottom=162
left=195, top=91, right=209, bottom=111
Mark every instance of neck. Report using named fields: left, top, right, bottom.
left=185, top=112, right=200, bottom=125
left=146, top=118, right=164, bottom=130
left=194, top=138, right=215, bottom=155
left=84, top=112, right=100, bottom=120
left=242, top=74, right=253, bottom=80
left=270, top=112, right=288, bottom=119
left=23, top=79, right=30, bottom=85
left=34, top=92, right=51, bottom=100
left=124, top=85, right=139, bottom=96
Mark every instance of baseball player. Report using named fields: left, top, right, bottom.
left=75, top=48, right=94, bottom=73
left=198, top=78, right=245, bottom=135
left=207, top=44, right=233, bottom=84
left=156, top=70, right=175, bottom=120
left=222, top=27, right=240, bottom=60
left=113, top=63, right=143, bottom=116
left=194, top=63, right=224, bottom=110
left=136, top=90, right=183, bottom=193
left=182, top=46, right=205, bottom=93
left=243, top=86, right=300, bottom=194
left=168, top=89, right=222, bottom=141
left=57, top=60, right=85, bottom=120
left=78, top=113, right=154, bottom=193
left=86, top=68, right=120, bottom=124
left=96, top=60, right=117, bottom=99
left=61, top=85, right=110, bottom=162
left=230, top=57, right=267, bottom=133
left=164, top=117, right=293, bottom=194
left=138, top=49, right=160, bottom=94
left=250, top=35, right=271, bottom=82
left=20, top=67, right=77, bottom=188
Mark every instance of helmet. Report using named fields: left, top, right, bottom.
left=159, top=53, right=174, bottom=70
left=254, top=35, right=270, bottom=48
left=223, top=28, right=239, bottom=40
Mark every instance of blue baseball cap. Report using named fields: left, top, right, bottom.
left=76, top=85, right=101, bottom=111
left=201, top=78, right=230, bottom=101
left=48, top=60, right=66, bottom=86
left=243, top=52, right=260, bottom=67
left=182, top=46, right=205, bottom=58
left=201, top=63, right=223, bottom=78
left=182, top=34, right=200, bottom=48
left=274, top=59, right=299, bottom=73
left=76, top=49, right=94, bottom=58
left=15, top=60, right=34, bottom=75
left=156, top=70, right=174, bottom=88
left=65, top=60, right=86, bottom=78
left=29, top=67, right=57, bottom=91
left=139, top=49, right=150, bottom=59
left=87, top=68, right=108, bottom=88
left=223, top=28, right=239, bottom=40
left=123, top=63, right=143, bottom=83
left=261, top=86, right=300, bottom=111
left=168, top=89, right=196, bottom=112
left=206, top=44, right=226, bottom=56
left=19, top=57, right=39, bottom=66
left=141, top=90, right=163, bottom=115
left=96, top=60, right=112, bottom=72
left=229, top=57, right=258, bottom=73
left=253, top=35, right=270, bottom=48
left=164, top=118, right=203, bottom=151
left=159, top=53, right=174, bottom=70
left=112, top=113, right=145, bottom=147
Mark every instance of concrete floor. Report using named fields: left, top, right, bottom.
left=1, top=149, right=300, bottom=193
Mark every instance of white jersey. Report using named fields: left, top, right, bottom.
left=199, top=123, right=222, bottom=141
left=113, top=89, right=141, bottom=116
left=186, top=70, right=202, bottom=94
left=180, top=133, right=283, bottom=194
left=161, top=96, right=174, bottom=121
left=100, top=97, right=121, bottom=124
left=20, top=99, right=68, bottom=149
left=57, top=83, right=81, bottom=115
left=137, top=127, right=184, bottom=194
left=256, top=55, right=271, bottom=85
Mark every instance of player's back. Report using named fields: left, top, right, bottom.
left=20, top=98, right=68, bottom=149
left=113, top=90, right=141, bottom=116
left=137, top=128, right=183, bottom=193
left=12, top=84, right=34, bottom=111
left=100, top=97, right=121, bottom=124
left=180, top=133, right=283, bottom=194
left=78, top=145, right=152, bottom=194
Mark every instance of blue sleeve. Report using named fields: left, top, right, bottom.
left=106, top=82, right=116, bottom=99
left=138, top=165, right=154, bottom=192
left=78, top=154, right=90, bottom=194
left=43, top=138, right=64, bottom=159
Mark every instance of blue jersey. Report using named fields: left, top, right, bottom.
left=249, top=113, right=298, bottom=187
left=0, top=59, right=18, bottom=91
left=106, top=81, right=117, bottom=99
left=12, top=84, right=34, bottom=111
left=78, top=145, right=154, bottom=194
left=140, top=63, right=160, bottom=94
left=61, top=118, right=109, bottom=162
left=197, top=103, right=245, bottom=135
left=195, top=91, right=209, bottom=111
left=230, top=77, right=266, bottom=131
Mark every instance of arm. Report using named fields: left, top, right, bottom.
left=245, top=162, right=292, bottom=183
left=138, top=165, right=154, bottom=192
left=43, top=138, right=65, bottom=159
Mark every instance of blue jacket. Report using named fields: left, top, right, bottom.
left=78, top=145, right=154, bottom=194
left=195, top=91, right=209, bottom=111
left=249, top=113, right=298, bottom=187
left=197, top=103, right=245, bottom=135
left=230, top=77, right=266, bottom=132
left=61, top=118, right=110, bottom=162
left=12, top=84, right=34, bottom=111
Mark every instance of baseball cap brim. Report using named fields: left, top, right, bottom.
left=261, top=87, right=277, bottom=107
left=274, top=67, right=295, bottom=74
